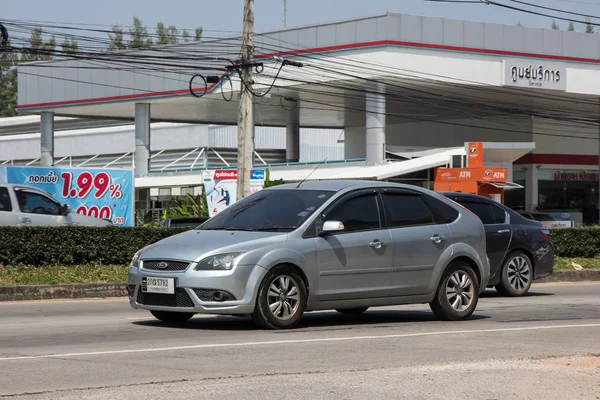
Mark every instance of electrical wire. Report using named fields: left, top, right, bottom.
left=508, top=0, right=600, bottom=20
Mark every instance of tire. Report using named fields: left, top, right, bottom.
left=150, top=310, right=195, bottom=323
left=429, top=261, right=480, bottom=321
left=251, top=265, right=307, bottom=330
left=495, top=251, right=533, bottom=297
left=336, top=307, right=369, bottom=315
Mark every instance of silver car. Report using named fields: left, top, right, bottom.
left=128, top=180, right=490, bottom=329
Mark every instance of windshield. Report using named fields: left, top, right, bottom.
left=198, top=189, right=334, bottom=232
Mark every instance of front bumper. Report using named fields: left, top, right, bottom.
left=128, top=263, right=268, bottom=315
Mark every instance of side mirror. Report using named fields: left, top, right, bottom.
left=321, top=220, right=345, bottom=234
left=61, top=204, right=71, bottom=216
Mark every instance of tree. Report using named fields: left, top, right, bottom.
left=107, top=25, right=127, bottom=51
left=129, top=16, right=153, bottom=49
left=108, top=17, right=203, bottom=50
left=568, top=22, right=575, bottom=31
left=585, top=18, right=594, bottom=34
left=551, top=20, right=559, bottom=30
left=60, top=38, right=79, bottom=55
left=20, top=27, right=56, bottom=62
left=156, top=22, right=179, bottom=45
left=0, top=40, right=19, bottom=117
left=516, top=22, right=523, bottom=27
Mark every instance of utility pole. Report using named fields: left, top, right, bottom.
left=236, top=0, right=255, bottom=201
left=283, top=0, right=287, bottom=28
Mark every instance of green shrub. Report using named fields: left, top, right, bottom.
left=549, top=226, right=600, bottom=258
left=0, top=226, right=599, bottom=268
left=0, top=226, right=190, bottom=267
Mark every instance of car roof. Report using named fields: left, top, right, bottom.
left=265, top=180, right=429, bottom=192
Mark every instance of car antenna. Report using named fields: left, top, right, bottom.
left=296, top=158, right=328, bottom=188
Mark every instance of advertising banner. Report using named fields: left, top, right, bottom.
left=204, top=169, right=265, bottom=217
left=0, top=166, right=134, bottom=226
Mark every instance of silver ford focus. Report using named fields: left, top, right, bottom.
left=128, top=180, right=490, bottom=329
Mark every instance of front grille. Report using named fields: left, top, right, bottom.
left=142, top=260, right=191, bottom=271
left=136, top=287, right=195, bottom=308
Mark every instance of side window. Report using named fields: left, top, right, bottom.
left=382, top=193, right=434, bottom=227
left=15, top=190, right=61, bottom=216
left=324, top=193, right=380, bottom=232
left=491, top=205, right=507, bottom=224
left=0, top=187, right=12, bottom=212
left=459, top=201, right=495, bottom=225
left=422, top=195, right=459, bottom=224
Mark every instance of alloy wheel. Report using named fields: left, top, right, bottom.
left=446, top=271, right=475, bottom=312
left=267, top=275, right=300, bottom=321
left=507, top=256, right=531, bottom=292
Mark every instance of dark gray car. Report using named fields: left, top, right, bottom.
left=128, top=181, right=490, bottom=329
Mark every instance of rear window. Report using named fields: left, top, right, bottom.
left=423, top=195, right=459, bottom=224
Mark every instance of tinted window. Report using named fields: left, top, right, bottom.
left=15, top=190, right=60, bottom=215
left=325, top=193, right=380, bottom=232
left=0, top=187, right=12, bottom=212
left=532, top=213, right=554, bottom=222
left=382, top=193, right=433, bottom=227
left=490, top=205, right=507, bottom=224
left=200, top=189, right=333, bottom=231
left=423, top=195, right=459, bottom=224
left=459, top=201, right=495, bottom=225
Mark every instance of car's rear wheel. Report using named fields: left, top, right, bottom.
left=336, top=307, right=369, bottom=315
left=251, top=266, right=307, bottom=329
left=150, top=310, right=195, bottom=323
left=430, top=261, right=479, bottom=321
left=495, top=252, right=533, bottom=297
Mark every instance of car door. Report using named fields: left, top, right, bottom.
left=315, top=189, right=392, bottom=301
left=455, top=199, right=512, bottom=279
left=381, top=189, right=452, bottom=296
left=13, top=187, right=65, bottom=226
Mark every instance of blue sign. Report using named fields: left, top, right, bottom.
left=1, top=166, right=134, bottom=226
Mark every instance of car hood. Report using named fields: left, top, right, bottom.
left=139, top=229, right=288, bottom=262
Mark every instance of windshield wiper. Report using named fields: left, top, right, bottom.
left=255, top=226, right=296, bottom=232
left=203, top=226, right=257, bottom=231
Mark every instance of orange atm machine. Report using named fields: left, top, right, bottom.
left=433, top=142, right=512, bottom=204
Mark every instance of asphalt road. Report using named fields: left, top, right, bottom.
left=1, top=283, right=599, bottom=399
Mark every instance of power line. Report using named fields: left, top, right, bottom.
left=508, top=0, right=600, bottom=20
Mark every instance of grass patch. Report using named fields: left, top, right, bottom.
left=0, top=264, right=128, bottom=286
left=554, top=257, right=600, bottom=271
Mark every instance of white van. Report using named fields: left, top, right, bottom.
left=0, top=184, right=111, bottom=226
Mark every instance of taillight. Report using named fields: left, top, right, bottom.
left=541, top=229, right=551, bottom=241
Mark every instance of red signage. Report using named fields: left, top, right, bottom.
left=553, top=170, right=599, bottom=181
left=435, top=167, right=508, bottom=182
left=467, top=142, right=483, bottom=168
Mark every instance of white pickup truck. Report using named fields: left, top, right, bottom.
left=0, top=184, right=111, bottom=226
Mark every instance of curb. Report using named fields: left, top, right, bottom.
left=0, top=271, right=599, bottom=302
left=535, top=270, right=600, bottom=283
left=0, top=283, right=127, bottom=302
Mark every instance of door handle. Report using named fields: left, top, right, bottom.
left=497, top=229, right=510, bottom=234
left=369, top=240, right=387, bottom=249
left=20, top=217, right=31, bottom=224
left=430, top=235, right=446, bottom=244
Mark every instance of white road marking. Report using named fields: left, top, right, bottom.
left=1, top=323, right=600, bottom=362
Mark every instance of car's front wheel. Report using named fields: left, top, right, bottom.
left=150, top=310, right=195, bottom=323
left=252, top=265, right=307, bottom=329
left=495, top=252, right=533, bottom=297
left=430, top=261, right=479, bottom=321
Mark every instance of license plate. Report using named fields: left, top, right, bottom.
left=142, top=277, right=175, bottom=294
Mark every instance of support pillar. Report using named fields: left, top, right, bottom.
left=40, top=112, right=54, bottom=166
left=525, top=166, right=538, bottom=211
left=365, top=85, right=386, bottom=164
left=285, top=105, right=300, bottom=162
left=134, top=103, right=151, bottom=177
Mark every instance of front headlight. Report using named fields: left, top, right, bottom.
left=130, top=249, right=142, bottom=269
left=195, top=252, right=244, bottom=271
